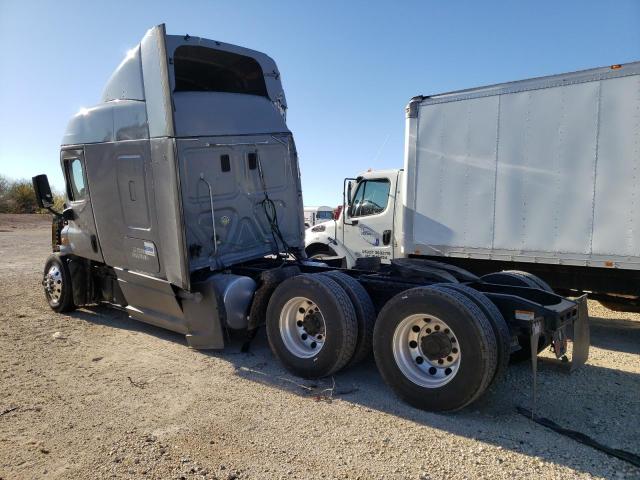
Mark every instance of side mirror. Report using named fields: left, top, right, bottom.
left=346, top=181, right=353, bottom=207
left=32, top=174, right=54, bottom=209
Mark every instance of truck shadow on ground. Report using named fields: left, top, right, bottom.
left=72, top=305, right=640, bottom=478
left=589, top=315, right=640, bottom=355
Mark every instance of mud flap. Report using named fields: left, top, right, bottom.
left=569, top=294, right=590, bottom=372
left=529, top=295, right=590, bottom=417
left=529, top=317, right=543, bottom=418
left=182, top=279, right=224, bottom=350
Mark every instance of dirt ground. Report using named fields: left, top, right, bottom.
left=0, top=214, right=638, bottom=479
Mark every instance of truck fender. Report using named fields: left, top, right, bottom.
left=305, top=228, right=357, bottom=268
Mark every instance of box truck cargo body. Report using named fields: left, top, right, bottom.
left=404, top=62, right=640, bottom=271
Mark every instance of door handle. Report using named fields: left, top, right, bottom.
left=383, top=230, right=391, bottom=246
left=90, top=235, right=99, bottom=253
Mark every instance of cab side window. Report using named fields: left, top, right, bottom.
left=66, top=158, right=86, bottom=201
left=349, top=179, right=390, bottom=217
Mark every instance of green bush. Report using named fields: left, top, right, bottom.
left=0, top=175, right=65, bottom=214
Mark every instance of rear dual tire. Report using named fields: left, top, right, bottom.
left=434, top=283, right=510, bottom=385
left=319, top=271, right=375, bottom=367
left=266, top=274, right=359, bottom=378
left=267, top=275, right=505, bottom=411
left=373, top=286, right=498, bottom=411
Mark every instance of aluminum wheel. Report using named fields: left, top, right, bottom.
left=392, top=314, right=461, bottom=388
left=279, top=296, right=326, bottom=358
left=43, top=265, right=63, bottom=305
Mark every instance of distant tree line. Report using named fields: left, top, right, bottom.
left=0, top=175, right=65, bottom=214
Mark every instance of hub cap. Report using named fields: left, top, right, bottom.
left=279, top=297, right=326, bottom=358
left=43, top=265, right=63, bottom=305
left=392, top=314, right=461, bottom=388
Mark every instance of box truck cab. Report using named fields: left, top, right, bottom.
left=305, top=169, right=403, bottom=267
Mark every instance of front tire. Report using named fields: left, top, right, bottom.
left=266, top=274, right=358, bottom=378
left=43, top=254, right=76, bottom=313
left=373, top=287, right=497, bottom=411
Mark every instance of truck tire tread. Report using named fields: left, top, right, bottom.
left=373, top=286, right=497, bottom=411
left=320, top=271, right=375, bottom=366
left=43, top=254, right=76, bottom=313
left=482, top=270, right=553, bottom=361
left=433, top=283, right=510, bottom=386
left=502, top=270, right=553, bottom=293
left=266, top=273, right=358, bottom=378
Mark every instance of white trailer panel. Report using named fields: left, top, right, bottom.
left=404, top=62, right=640, bottom=269
left=413, top=95, right=499, bottom=249
left=593, top=74, right=640, bottom=257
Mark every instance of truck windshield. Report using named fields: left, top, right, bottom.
left=350, top=179, right=390, bottom=217
left=173, top=45, right=268, bottom=97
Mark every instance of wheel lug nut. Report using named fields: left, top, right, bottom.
left=298, top=308, right=305, bottom=314
left=447, top=356, right=453, bottom=362
left=444, top=368, right=452, bottom=375
left=301, top=333, right=308, bottom=340
left=434, top=325, right=440, bottom=331
left=424, top=318, right=431, bottom=323
left=428, top=367, right=437, bottom=375
left=444, top=328, right=450, bottom=334
left=296, top=320, right=303, bottom=327
left=409, top=340, right=418, bottom=348
left=452, top=347, right=458, bottom=353
left=451, top=338, right=457, bottom=343
left=416, top=356, right=424, bottom=364
left=310, top=342, right=317, bottom=349
left=437, top=359, right=444, bottom=365
left=412, top=325, right=420, bottom=333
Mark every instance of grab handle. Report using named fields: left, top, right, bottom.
left=199, top=174, right=218, bottom=257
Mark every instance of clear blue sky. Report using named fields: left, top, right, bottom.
left=1, top=0, right=638, bottom=206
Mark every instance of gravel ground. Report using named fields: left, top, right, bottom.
left=0, top=214, right=638, bottom=479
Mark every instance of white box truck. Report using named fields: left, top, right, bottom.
left=305, top=61, right=640, bottom=311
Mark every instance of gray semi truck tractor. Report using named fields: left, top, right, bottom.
left=33, top=24, right=589, bottom=412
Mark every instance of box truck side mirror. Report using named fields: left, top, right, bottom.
left=342, top=177, right=359, bottom=226
left=32, top=174, right=54, bottom=209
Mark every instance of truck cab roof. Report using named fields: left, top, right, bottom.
left=63, top=24, right=289, bottom=145
left=356, top=168, right=401, bottom=180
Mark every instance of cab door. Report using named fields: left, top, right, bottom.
left=61, top=148, right=104, bottom=262
left=342, top=174, right=398, bottom=263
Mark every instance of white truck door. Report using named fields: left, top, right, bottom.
left=342, top=175, right=396, bottom=263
